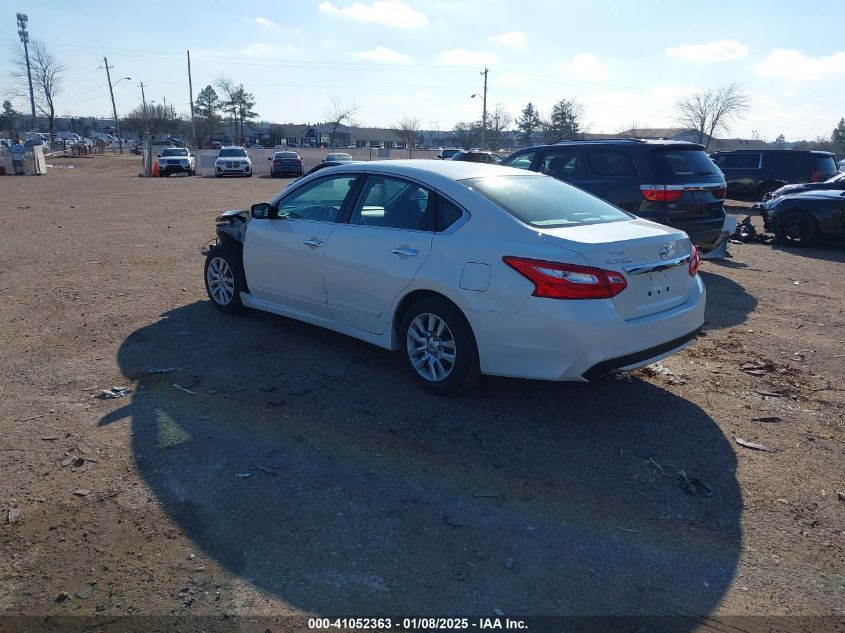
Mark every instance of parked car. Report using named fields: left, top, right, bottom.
left=268, top=151, right=303, bottom=177
left=298, top=160, right=359, bottom=179
left=450, top=150, right=502, bottom=164
left=762, top=172, right=845, bottom=201
left=157, top=147, right=195, bottom=177
left=759, top=189, right=845, bottom=247
left=438, top=148, right=461, bottom=160
left=214, top=147, right=252, bottom=177
left=838, top=158, right=845, bottom=170
left=324, top=152, right=353, bottom=162
left=249, top=144, right=264, bottom=149
left=500, top=139, right=727, bottom=250
left=710, top=149, right=839, bottom=200
left=211, top=141, right=223, bottom=150
left=202, top=160, right=704, bottom=395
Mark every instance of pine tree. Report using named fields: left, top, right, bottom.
left=516, top=102, right=541, bottom=147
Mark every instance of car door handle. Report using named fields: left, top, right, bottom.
left=303, top=238, right=325, bottom=248
left=391, top=247, right=418, bottom=257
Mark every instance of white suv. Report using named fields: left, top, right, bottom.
left=157, top=147, right=195, bottom=176
left=215, top=147, right=252, bottom=177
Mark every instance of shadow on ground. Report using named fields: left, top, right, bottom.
left=104, top=301, right=741, bottom=620
left=699, top=269, right=757, bottom=330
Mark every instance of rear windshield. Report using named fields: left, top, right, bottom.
left=161, top=148, right=188, bottom=157
left=219, top=148, right=247, bottom=158
left=275, top=152, right=299, bottom=158
left=463, top=175, right=631, bottom=228
left=653, top=150, right=720, bottom=177
left=815, top=155, right=837, bottom=172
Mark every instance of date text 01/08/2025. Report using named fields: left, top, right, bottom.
left=307, top=617, right=529, bottom=630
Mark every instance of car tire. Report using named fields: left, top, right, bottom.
left=400, top=296, right=480, bottom=395
left=775, top=212, right=818, bottom=247
left=204, top=243, right=247, bottom=314
left=246, top=171, right=252, bottom=178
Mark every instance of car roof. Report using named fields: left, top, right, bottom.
left=317, top=159, right=528, bottom=181
left=512, top=138, right=705, bottom=151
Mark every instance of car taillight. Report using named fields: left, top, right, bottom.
left=503, top=257, right=627, bottom=300
left=640, top=185, right=684, bottom=203
left=688, top=246, right=700, bottom=277
left=712, top=187, right=726, bottom=199
left=810, top=170, right=821, bottom=182
left=273, top=160, right=281, bottom=164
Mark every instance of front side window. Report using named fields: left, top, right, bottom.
left=276, top=175, right=358, bottom=222
left=350, top=176, right=432, bottom=231
left=464, top=175, right=630, bottom=228
left=500, top=151, right=536, bottom=170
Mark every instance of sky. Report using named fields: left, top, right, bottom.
left=2, top=0, right=844, bottom=141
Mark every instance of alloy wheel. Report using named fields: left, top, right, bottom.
left=206, top=256, right=235, bottom=305
left=406, top=313, right=457, bottom=382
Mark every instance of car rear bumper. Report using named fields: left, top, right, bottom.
left=465, top=275, right=706, bottom=381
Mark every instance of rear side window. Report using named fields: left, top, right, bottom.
left=655, top=150, right=721, bottom=177
left=500, top=151, right=536, bottom=170
left=585, top=150, right=638, bottom=177
left=713, top=153, right=760, bottom=169
left=765, top=152, right=811, bottom=172
left=436, top=196, right=464, bottom=231
left=464, top=175, right=630, bottom=228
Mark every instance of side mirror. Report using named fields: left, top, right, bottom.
left=190, top=153, right=194, bottom=157
left=267, top=157, right=272, bottom=160
left=251, top=202, right=272, bottom=219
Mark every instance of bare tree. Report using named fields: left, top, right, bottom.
left=10, top=39, right=64, bottom=139
left=487, top=104, right=512, bottom=150
left=392, top=116, right=421, bottom=155
left=325, top=97, right=359, bottom=148
left=675, top=83, right=750, bottom=150
left=618, top=121, right=661, bottom=138
left=215, top=77, right=240, bottom=144
left=453, top=120, right=482, bottom=149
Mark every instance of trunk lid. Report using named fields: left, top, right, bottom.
left=540, top=219, right=695, bottom=321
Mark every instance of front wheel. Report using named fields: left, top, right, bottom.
left=204, top=244, right=246, bottom=313
left=400, top=296, right=480, bottom=395
left=775, top=212, right=818, bottom=247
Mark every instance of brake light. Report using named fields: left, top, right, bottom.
left=712, top=187, right=727, bottom=199
left=640, top=185, right=684, bottom=203
left=810, top=170, right=821, bottom=182
left=688, top=246, right=700, bottom=277
left=503, top=257, right=627, bottom=300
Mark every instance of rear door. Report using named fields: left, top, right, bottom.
left=323, top=175, right=435, bottom=335
left=579, top=148, right=641, bottom=212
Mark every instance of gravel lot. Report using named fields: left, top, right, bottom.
left=1, top=154, right=843, bottom=632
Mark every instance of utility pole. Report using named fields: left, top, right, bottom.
left=480, top=67, right=488, bottom=151
left=101, top=56, right=124, bottom=154
left=187, top=50, right=197, bottom=149
left=16, top=13, right=37, bottom=132
left=138, top=82, right=148, bottom=128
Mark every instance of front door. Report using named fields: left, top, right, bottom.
left=243, top=174, right=360, bottom=319
left=323, top=175, right=435, bottom=334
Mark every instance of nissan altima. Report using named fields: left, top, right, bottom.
left=203, top=160, right=705, bottom=394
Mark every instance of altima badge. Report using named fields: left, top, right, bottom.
left=659, top=243, right=671, bottom=260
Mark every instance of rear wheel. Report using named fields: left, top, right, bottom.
left=204, top=244, right=246, bottom=313
left=775, top=212, right=818, bottom=247
left=400, top=296, right=480, bottom=395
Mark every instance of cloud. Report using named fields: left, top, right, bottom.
left=439, top=48, right=497, bottom=67
left=556, top=53, right=607, bottom=80
left=489, top=31, right=526, bottom=47
left=355, top=46, right=411, bottom=62
left=757, top=48, right=845, bottom=80
left=318, top=1, right=428, bottom=28
left=241, top=42, right=297, bottom=58
left=254, top=16, right=279, bottom=28
left=665, top=39, right=748, bottom=61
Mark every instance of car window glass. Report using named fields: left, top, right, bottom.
left=813, top=155, right=836, bottom=172
left=465, top=175, right=629, bottom=227
left=655, top=150, right=720, bottom=176
left=351, top=176, right=432, bottom=231
left=500, top=151, right=535, bottom=170
left=436, top=196, right=464, bottom=232
left=276, top=175, right=358, bottom=222
left=714, top=153, right=760, bottom=169
left=585, top=150, right=638, bottom=177
left=219, top=148, right=247, bottom=158
left=539, top=150, right=580, bottom=180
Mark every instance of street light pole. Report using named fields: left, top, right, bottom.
left=101, top=56, right=129, bottom=154
left=480, top=67, right=488, bottom=150
left=16, top=13, right=37, bottom=133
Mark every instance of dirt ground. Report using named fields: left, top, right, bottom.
left=1, top=154, right=843, bottom=632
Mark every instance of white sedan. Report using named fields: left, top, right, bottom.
left=203, top=161, right=705, bottom=394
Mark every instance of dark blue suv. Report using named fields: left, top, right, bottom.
left=500, top=139, right=727, bottom=249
